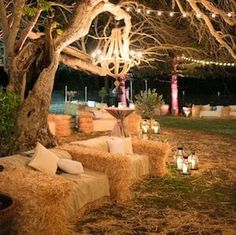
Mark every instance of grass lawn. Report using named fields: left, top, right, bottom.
left=157, top=116, right=236, bottom=136
left=72, top=117, right=236, bottom=234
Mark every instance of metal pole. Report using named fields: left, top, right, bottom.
left=130, top=80, right=133, bottom=101
left=144, top=80, right=148, bottom=92
left=65, top=85, right=67, bottom=102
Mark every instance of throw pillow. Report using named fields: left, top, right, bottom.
left=28, top=142, right=59, bottom=174
left=107, top=137, right=126, bottom=154
left=58, top=159, right=84, bottom=174
left=49, top=148, right=72, bottom=160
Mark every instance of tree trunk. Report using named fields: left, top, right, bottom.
left=10, top=60, right=59, bottom=153
left=171, top=57, right=179, bottom=115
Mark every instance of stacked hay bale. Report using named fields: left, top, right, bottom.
left=48, top=115, right=72, bottom=137
left=78, top=112, right=94, bottom=134
left=124, top=113, right=141, bottom=137
left=191, top=104, right=202, bottom=118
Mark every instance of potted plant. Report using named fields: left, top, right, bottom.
left=98, top=87, right=108, bottom=104
left=135, top=89, right=164, bottom=139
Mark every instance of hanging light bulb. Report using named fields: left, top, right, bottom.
left=157, top=11, right=162, bottom=16
left=169, top=12, right=174, bottom=17
left=212, top=13, right=216, bottom=18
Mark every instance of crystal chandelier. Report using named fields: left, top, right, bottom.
left=91, top=28, right=141, bottom=78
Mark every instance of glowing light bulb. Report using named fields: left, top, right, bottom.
left=196, top=13, right=201, bottom=18
left=169, top=12, right=174, bottom=17
left=212, top=13, right=216, bottom=18
left=227, top=12, right=232, bottom=17
left=126, top=7, right=131, bottom=12
left=146, top=9, right=151, bottom=14
left=137, top=8, right=141, bottom=13
left=182, top=13, right=187, bottom=17
left=157, top=11, right=162, bottom=16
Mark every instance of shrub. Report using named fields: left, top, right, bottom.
left=0, top=88, right=19, bottom=155
left=135, top=89, right=164, bottom=119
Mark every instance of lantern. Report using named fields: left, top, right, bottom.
left=151, top=121, right=160, bottom=134
left=174, top=146, right=185, bottom=171
left=188, top=152, right=199, bottom=170
left=182, top=156, right=191, bottom=174
left=141, top=120, right=148, bottom=134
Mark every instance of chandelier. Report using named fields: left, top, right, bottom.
left=91, top=28, right=142, bottom=78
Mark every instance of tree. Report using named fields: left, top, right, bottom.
left=0, top=0, right=132, bottom=154
left=98, top=86, right=108, bottom=103
left=0, top=0, right=235, bottom=154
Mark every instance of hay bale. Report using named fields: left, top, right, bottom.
left=78, top=112, right=94, bottom=134
left=191, top=105, right=202, bottom=117
left=61, top=144, right=134, bottom=201
left=124, top=113, right=141, bottom=136
left=132, top=139, right=171, bottom=176
left=0, top=157, right=73, bottom=235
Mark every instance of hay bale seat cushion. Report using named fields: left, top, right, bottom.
left=61, top=136, right=171, bottom=201
left=0, top=152, right=110, bottom=235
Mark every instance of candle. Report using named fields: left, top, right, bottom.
left=152, top=126, right=159, bottom=134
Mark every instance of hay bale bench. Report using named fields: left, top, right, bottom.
left=0, top=149, right=110, bottom=235
left=61, top=136, right=171, bottom=201
left=0, top=138, right=170, bottom=234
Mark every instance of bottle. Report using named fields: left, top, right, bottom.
left=190, top=152, right=199, bottom=170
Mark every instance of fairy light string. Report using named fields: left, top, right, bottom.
left=181, top=56, right=235, bottom=67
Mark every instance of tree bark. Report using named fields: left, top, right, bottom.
left=10, top=59, right=59, bottom=153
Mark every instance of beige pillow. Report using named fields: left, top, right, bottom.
left=28, top=142, right=59, bottom=174
left=123, top=138, right=133, bottom=154
left=107, top=137, right=126, bottom=154
left=58, top=159, right=84, bottom=174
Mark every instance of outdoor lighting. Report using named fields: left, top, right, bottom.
left=182, top=156, right=191, bottom=174
left=212, top=13, right=216, bottom=18
left=169, top=12, right=174, bottom=17
left=157, top=11, right=162, bottom=16
left=92, top=28, right=141, bottom=78
left=151, top=121, right=160, bottom=134
left=188, top=152, right=199, bottom=170
left=174, top=145, right=185, bottom=170
left=141, top=120, right=148, bottom=134
left=183, top=107, right=191, bottom=117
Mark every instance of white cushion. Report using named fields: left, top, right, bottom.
left=216, top=106, right=224, bottom=111
left=107, top=137, right=126, bottom=154
left=58, top=159, right=84, bottom=174
left=28, top=142, right=59, bottom=174
left=107, top=137, right=133, bottom=154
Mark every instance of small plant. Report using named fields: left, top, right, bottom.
left=98, top=87, right=108, bottom=103
left=135, top=89, right=164, bottom=119
left=0, top=88, right=19, bottom=156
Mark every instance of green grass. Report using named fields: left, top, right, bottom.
left=157, top=116, right=236, bottom=136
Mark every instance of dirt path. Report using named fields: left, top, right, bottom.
left=60, top=129, right=236, bottom=235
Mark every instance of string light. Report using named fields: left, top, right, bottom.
left=122, top=5, right=235, bottom=20
left=181, top=55, right=235, bottom=67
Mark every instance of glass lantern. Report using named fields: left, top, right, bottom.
left=189, top=152, right=199, bottom=170
left=174, top=146, right=184, bottom=171
left=152, top=121, right=160, bottom=134
left=182, top=156, right=191, bottom=174
left=141, top=120, right=148, bottom=134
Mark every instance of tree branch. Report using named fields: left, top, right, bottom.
left=0, top=0, right=9, bottom=41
